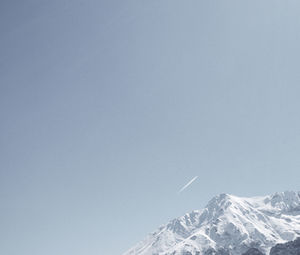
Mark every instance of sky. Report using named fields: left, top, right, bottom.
left=1, top=0, right=300, bottom=254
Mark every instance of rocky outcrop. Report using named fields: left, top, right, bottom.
left=270, top=237, right=300, bottom=255
left=242, top=248, right=265, bottom=255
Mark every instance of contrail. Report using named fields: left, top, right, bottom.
left=178, top=176, right=198, bottom=193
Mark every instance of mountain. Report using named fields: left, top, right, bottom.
left=123, top=191, right=300, bottom=255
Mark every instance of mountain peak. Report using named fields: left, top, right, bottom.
left=265, top=191, right=300, bottom=212
left=124, top=192, right=300, bottom=255
left=206, top=193, right=235, bottom=208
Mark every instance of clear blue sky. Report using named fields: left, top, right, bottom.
left=1, top=1, right=300, bottom=254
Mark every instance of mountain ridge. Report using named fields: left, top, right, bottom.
left=124, top=191, right=300, bottom=255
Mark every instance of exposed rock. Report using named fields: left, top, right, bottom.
left=270, top=237, right=300, bottom=255
left=242, top=248, right=265, bottom=255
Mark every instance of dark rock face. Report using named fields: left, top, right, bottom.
left=181, top=252, right=192, bottom=255
left=242, top=248, right=265, bottom=255
left=203, top=248, right=216, bottom=255
left=270, top=237, right=300, bottom=255
left=203, top=248, right=229, bottom=255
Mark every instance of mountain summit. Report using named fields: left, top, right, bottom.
left=124, top=191, right=300, bottom=255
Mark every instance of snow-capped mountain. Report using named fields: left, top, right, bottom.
left=124, top=191, right=300, bottom=255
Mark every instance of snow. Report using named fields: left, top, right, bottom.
left=123, top=191, right=300, bottom=255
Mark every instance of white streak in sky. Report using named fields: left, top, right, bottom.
left=178, top=176, right=198, bottom=193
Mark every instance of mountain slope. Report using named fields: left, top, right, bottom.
left=124, top=191, right=300, bottom=255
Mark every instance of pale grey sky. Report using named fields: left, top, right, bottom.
left=1, top=1, right=300, bottom=254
